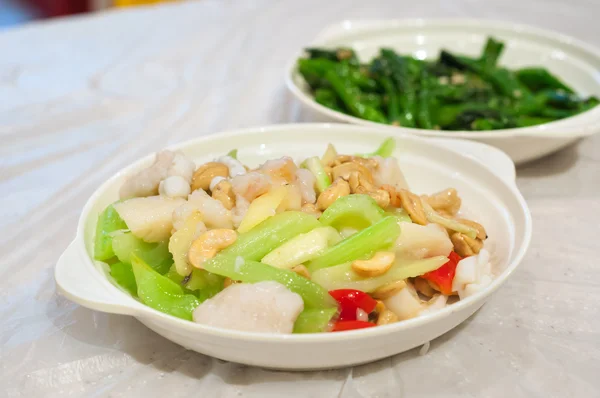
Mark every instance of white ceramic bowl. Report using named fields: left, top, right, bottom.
left=55, top=124, right=531, bottom=370
left=285, top=19, right=600, bottom=164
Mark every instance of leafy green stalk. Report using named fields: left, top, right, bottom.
left=306, top=216, right=401, bottom=272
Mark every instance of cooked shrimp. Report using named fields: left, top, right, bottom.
left=119, top=150, right=175, bottom=199
left=231, top=194, right=250, bottom=228
left=258, top=157, right=297, bottom=184
left=372, top=156, right=409, bottom=191
left=216, top=156, right=246, bottom=177
left=295, top=168, right=317, bottom=204
left=193, top=281, right=304, bottom=333
left=187, top=189, right=233, bottom=229
left=120, top=150, right=196, bottom=199
left=168, top=151, right=196, bottom=183
left=230, top=171, right=271, bottom=202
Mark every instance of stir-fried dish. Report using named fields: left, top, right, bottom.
left=94, top=139, right=493, bottom=333
left=298, top=37, right=599, bottom=130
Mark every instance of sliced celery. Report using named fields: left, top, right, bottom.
left=165, top=264, right=224, bottom=301
left=237, top=186, right=287, bottom=233
left=293, top=308, right=338, bottom=333
left=112, top=232, right=172, bottom=274
left=227, top=149, right=238, bottom=159
left=357, top=137, right=395, bottom=158
left=304, top=156, right=331, bottom=193
left=110, top=261, right=137, bottom=296
left=386, top=207, right=412, bottom=224
left=319, top=194, right=385, bottom=230
left=261, top=226, right=342, bottom=269
left=94, top=203, right=127, bottom=261
left=321, top=143, right=338, bottom=166
left=306, top=216, right=401, bottom=272
left=131, top=254, right=200, bottom=320
left=221, top=211, right=321, bottom=261
left=312, top=256, right=448, bottom=292
left=202, top=255, right=336, bottom=309
left=185, top=269, right=224, bottom=301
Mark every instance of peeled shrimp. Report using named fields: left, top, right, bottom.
left=231, top=194, right=250, bottom=228
left=120, top=150, right=196, bottom=199
left=173, top=189, right=233, bottom=230
left=230, top=171, right=271, bottom=202
left=119, top=150, right=175, bottom=199
left=193, top=281, right=304, bottom=334
left=258, top=157, right=297, bottom=184
left=216, top=156, right=246, bottom=177
left=295, top=168, right=317, bottom=204
left=372, top=156, right=409, bottom=191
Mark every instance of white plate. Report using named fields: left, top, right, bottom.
left=285, top=19, right=600, bottom=164
left=55, top=123, right=531, bottom=370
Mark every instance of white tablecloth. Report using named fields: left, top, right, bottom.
left=2, top=1, right=599, bottom=396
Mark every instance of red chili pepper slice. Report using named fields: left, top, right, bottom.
left=421, top=251, right=462, bottom=295
left=329, top=289, right=378, bottom=321
left=332, top=320, right=377, bottom=332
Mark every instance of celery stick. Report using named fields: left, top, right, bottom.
left=293, top=308, right=338, bottom=333
left=320, top=194, right=385, bottom=230
left=110, top=261, right=137, bottom=296
left=261, top=226, right=342, bottom=269
left=386, top=208, right=412, bottom=224
left=357, top=137, right=396, bottom=158
left=202, top=255, right=336, bottom=309
left=112, top=232, right=172, bottom=274
left=94, top=203, right=127, bottom=261
left=304, top=156, right=331, bottom=193
left=131, top=254, right=200, bottom=320
left=227, top=149, right=238, bottom=159
left=312, top=256, right=448, bottom=292
left=221, top=211, right=321, bottom=261
left=306, top=216, right=401, bottom=272
left=185, top=269, right=224, bottom=301
left=321, top=143, right=338, bottom=166
left=165, top=264, right=224, bottom=301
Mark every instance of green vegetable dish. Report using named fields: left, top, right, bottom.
left=94, top=139, right=494, bottom=334
left=297, top=38, right=599, bottom=130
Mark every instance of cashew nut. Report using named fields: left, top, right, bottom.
left=332, top=162, right=374, bottom=184
left=191, top=162, right=229, bottom=192
left=450, top=232, right=483, bottom=257
left=316, top=178, right=350, bottom=211
left=380, top=184, right=402, bottom=207
left=456, top=218, right=487, bottom=240
left=377, top=309, right=399, bottom=326
left=329, top=154, right=354, bottom=167
left=188, top=229, right=237, bottom=268
left=291, top=264, right=311, bottom=279
left=373, top=300, right=399, bottom=326
left=371, top=279, right=407, bottom=300
left=211, top=180, right=236, bottom=210
left=413, top=277, right=436, bottom=298
left=351, top=251, right=395, bottom=278
left=423, top=188, right=461, bottom=216
left=347, top=171, right=389, bottom=208
left=300, top=203, right=322, bottom=219
left=398, top=189, right=428, bottom=225
left=368, top=189, right=390, bottom=209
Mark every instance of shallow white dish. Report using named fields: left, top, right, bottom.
left=285, top=19, right=600, bottom=164
left=55, top=123, right=531, bottom=370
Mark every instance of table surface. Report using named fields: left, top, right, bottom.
left=1, top=1, right=599, bottom=397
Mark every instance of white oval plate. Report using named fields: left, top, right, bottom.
left=285, top=19, right=600, bottom=164
left=55, top=123, right=531, bottom=370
